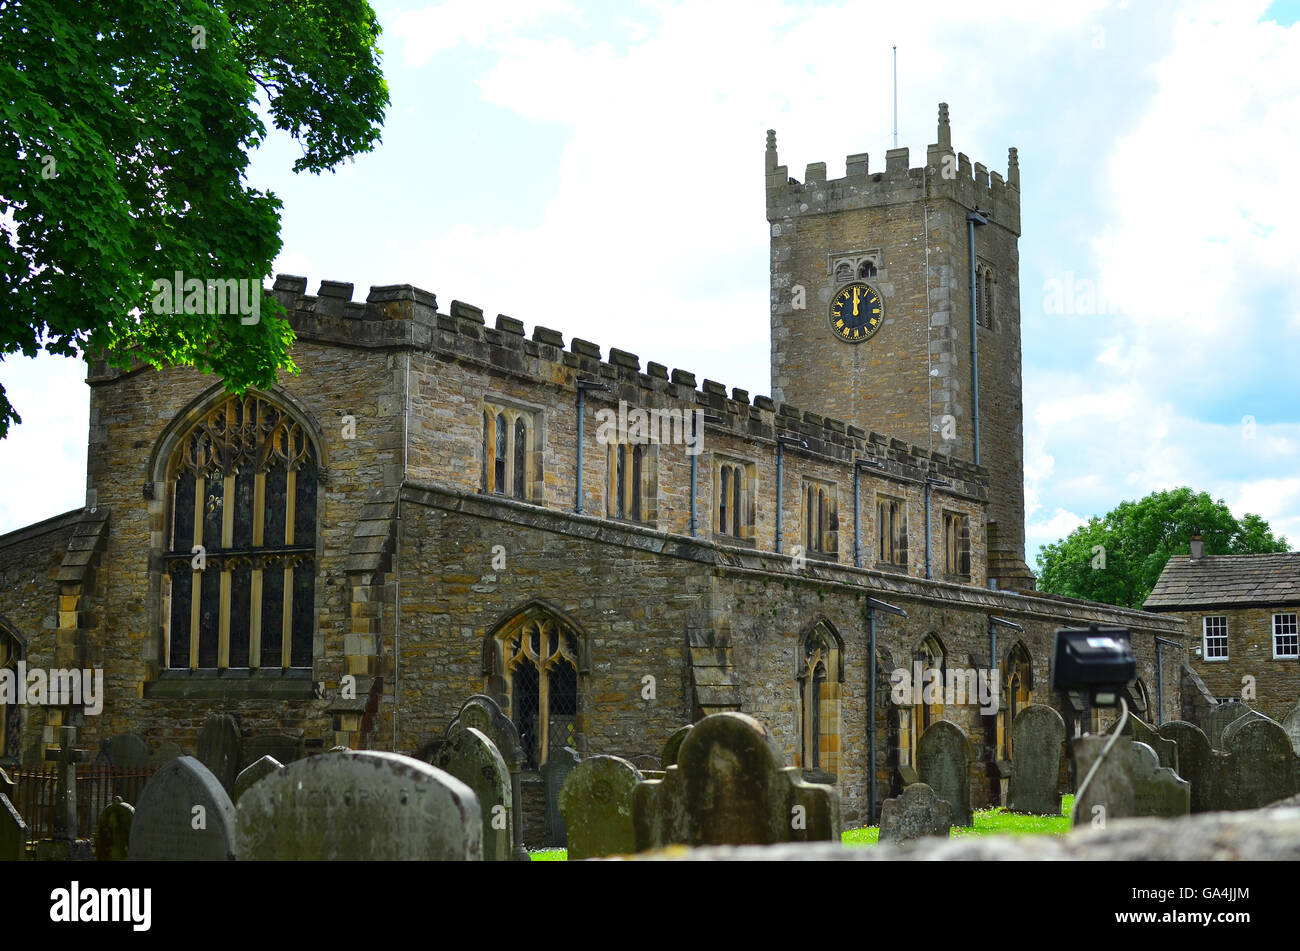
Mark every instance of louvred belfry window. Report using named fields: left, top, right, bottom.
left=164, top=395, right=317, bottom=670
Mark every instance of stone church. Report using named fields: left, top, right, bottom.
left=0, top=104, right=1188, bottom=832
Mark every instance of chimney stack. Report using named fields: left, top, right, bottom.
left=1189, top=533, right=1204, bottom=562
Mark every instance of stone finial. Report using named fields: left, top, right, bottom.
left=1008, top=146, right=1019, bottom=188
left=765, top=129, right=778, bottom=172
left=937, top=102, right=951, bottom=148
left=766, top=129, right=776, bottom=151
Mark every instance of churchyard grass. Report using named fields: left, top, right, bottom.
left=526, top=796, right=1074, bottom=858
left=842, top=795, right=1074, bottom=847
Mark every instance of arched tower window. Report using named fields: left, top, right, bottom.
left=0, top=625, right=22, bottom=761
left=798, top=621, right=843, bottom=776
left=834, top=262, right=853, bottom=284
left=489, top=611, right=581, bottom=770
left=164, top=394, right=317, bottom=670
left=858, top=260, right=877, bottom=279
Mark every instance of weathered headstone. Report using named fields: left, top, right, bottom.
left=236, top=751, right=481, bottom=861
left=446, top=694, right=526, bottom=860
left=1007, top=704, right=1065, bottom=815
left=196, top=713, right=241, bottom=797
left=148, top=742, right=184, bottom=766
left=633, top=712, right=839, bottom=850
left=44, top=725, right=91, bottom=845
left=1283, top=701, right=1300, bottom=757
left=879, top=783, right=952, bottom=842
left=1157, top=720, right=1216, bottom=813
left=1125, top=713, right=1178, bottom=774
left=916, top=720, right=974, bottom=826
left=540, top=746, right=579, bottom=848
left=129, top=756, right=236, bottom=861
left=1207, top=700, right=1251, bottom=751
left=661, top=725, right=693, bottom=767
left=1221, top=710, right=1278, bottom=749
left=559, top=755, right=643, bottom=860
left=433, top=728, right=512, bottom=861
left=1131, top=742, right=1190, bottom=818
left=1223, top=718, right=1298, bottom=810
left=94, top=797, right=134, bottom=861
left=239, top=734, right=302, bottom=770
left=1, top=793, right=27, bottom=861
left=1071, top=733, right=1134, bottom=827
left=104, top=732, right=151, bottom=768
left=233, top=755, right=283, bottom=804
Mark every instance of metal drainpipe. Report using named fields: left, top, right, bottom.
left=1153, top=636, right=1183, bottom=725
left=967, top=211, right=987, bottom=466
left=924, top=480, right=932, bottom=579
left=853, top=464, right=860, bottom=568
left=575, top=387, right=585, bottom=513
left=775, top=440, right=784, bottom=554
left=689, top=451, right=698, bottom=536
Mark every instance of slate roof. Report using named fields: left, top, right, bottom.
left=1144, top=553, right=1300, bottom=609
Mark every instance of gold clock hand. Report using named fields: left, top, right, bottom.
left=852, top=287, right=860, bottom=316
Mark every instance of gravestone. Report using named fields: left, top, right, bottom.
left=197, top=713, right=242, bottom=797
left=879, top=783, right=952, bottom=842
left=1, top=793, right=27, bottom=861
left=661, top=726, right=693, bottom=767
left=1221, top=710, right=1278, bottom=749
left=540, top=746, right=579, bottom=848
left=633, top=712, right=839, bottom=850
left=1007, top=704, right=1065, bottom=815
left=233, top=755, right=283, bottom=804
left=94, top=797, right=134, bottom=861
left=148, top=742, right=184, bottom=767
left=432, top=728, right=512, bottom=861
left=1071, top=734, right=1134, bottom=827
left=1157, top=720, right=1216, bottom=813
left=1131, top=742, right=1190, bottom=818
left=236, top=751, right=481, bottom=861
left=1224, top=718, right=1298, bottom=810
left=1125, top=713, right=1178, bottom=774
left=1283, top=701, right=1300, bottom=757
left=559, top=755, right=643, bottom=860
left=445, top=694, right=526, bottom=860
left=129, top=756, right=236, bottom=861
left=916, top=721, right=973, bottom=826
left=1207, top=701, right=1251, bottom=750
left=239, top=734, right=302, bottom=771
left=104, top=732, right=151, bottom=768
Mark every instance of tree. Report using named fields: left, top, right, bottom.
left=0, top=0, right=390, bottom=437
left=1035, top=487, right=1291, bottom=609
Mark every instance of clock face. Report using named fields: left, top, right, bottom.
left=829, top=282, right=884, bottom=342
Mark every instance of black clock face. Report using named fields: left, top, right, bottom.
left=829, top=282, right=884, bottom=342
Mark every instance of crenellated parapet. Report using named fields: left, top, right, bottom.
left=765, top=102, right=1020, bottom=235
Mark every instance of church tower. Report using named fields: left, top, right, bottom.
left=767, top=103, right=1034, bottom=589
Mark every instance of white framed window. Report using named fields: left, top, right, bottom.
left=1202, top=616, right=1228, bottom=661
left=1273, top=613, right=1298, bottom=659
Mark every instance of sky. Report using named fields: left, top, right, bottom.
left=2, top=0, right=1299, bottom=568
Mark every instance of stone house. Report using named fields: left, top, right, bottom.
left=1145, top=543, right=1300, bottom=722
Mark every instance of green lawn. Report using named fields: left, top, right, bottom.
left=843, top=795, right=1074, bottom=846
left=531, top=797, right=1073, bottom=859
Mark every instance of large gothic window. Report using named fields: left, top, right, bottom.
left=164, top=394, right=317, bottom=670
left=490, top=613, right=580, bottom=770
left=0, top=626, right=20, bottom=761
left=798, top=621, right=842, bottom=776
left=998, top=642, right=1032, bottom=760
left=907, top=634, right=947, bottom=767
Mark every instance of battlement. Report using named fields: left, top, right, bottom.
left=266, top=275, right=987, bottom=496
left=765, top=103, right=1020, bottom=235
